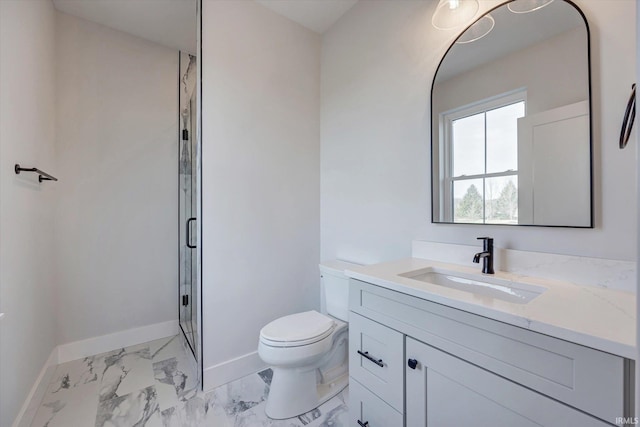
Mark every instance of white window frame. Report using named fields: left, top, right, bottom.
left=438, top=88, right=527, bottom=223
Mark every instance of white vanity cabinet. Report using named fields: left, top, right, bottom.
left=348, top=279, right=634, bottom=426
left=406, top=337, right=610, bottom=426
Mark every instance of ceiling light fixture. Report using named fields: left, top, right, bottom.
left=507, top=0, right=554, bottom=14
left=455, top=14, right=494, bottom=44
left=432, top=0, right=479, bottom=30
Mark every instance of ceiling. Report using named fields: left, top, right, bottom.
left=255, top=0, right=358, bottom=34
left=51, top=0, right=581, bottom=82
left=52, top=0, right=197, bottom=54
left=52, top=0, right=357, bottom=55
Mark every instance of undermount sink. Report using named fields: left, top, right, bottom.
left=398, top=267, right=546, bottom=304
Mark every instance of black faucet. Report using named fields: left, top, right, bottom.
left=473, top=237, right=494, bottom=274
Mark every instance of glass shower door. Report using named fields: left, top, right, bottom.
left=179, top=53, right=198, bottom=360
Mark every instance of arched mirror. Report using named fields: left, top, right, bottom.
left=431, top=0, right=592, bottom=227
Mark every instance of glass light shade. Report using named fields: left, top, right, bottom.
left=456, top=14, right=494, bottom=44
left=432, top=0, right=479, bottom=30
left=507, top=0, right=554, bottom=14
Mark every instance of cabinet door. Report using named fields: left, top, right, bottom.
left=406, top=337, right=610, bottom=427
left=350, top=378, right=403, bottom=427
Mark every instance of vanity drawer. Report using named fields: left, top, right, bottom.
left=350, top=377, right=403, bottom=427
left=349, top=311, right=404, bottom=412
left=350, top=279, right=627, bottom=423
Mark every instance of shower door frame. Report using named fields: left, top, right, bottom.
left=177, top=0, right=203, bottom=387
left=195, top=0, right=203, bottom=388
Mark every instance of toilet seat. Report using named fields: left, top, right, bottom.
left=260, top=311, right=336, bottom=347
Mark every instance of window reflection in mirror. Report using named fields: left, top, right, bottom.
left=431, top=0, right=592, bottom=227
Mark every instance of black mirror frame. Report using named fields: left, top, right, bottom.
left=430, top=0, right=593, bottom=229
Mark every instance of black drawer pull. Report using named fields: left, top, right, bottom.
left=357, top=420, right=369, bottom=427
left=357, top=350, right=384, bottom=367
left=408, top=358, right=418, bottom=369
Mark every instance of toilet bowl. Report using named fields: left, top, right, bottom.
left=257, top=260, right=358, bottom=420
left=259, top=310, right=348, bottom=419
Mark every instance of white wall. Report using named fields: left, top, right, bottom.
left=54, top=12, right=179, bottom=344
left=321, top=0, right=637, bottom=263
left=0, top=1, right=57, bottom=425
left=201, top=0, right=320, bottom=388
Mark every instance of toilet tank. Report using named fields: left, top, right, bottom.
left=319, top=260, right=361, bottom=322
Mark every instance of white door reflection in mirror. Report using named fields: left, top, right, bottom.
left=518, top=101, right=590, bottom=226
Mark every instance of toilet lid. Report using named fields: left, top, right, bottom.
left=260, top=311, right=335, bottom=345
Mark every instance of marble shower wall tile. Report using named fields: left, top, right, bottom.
left=412, top=240, right=636, bottom=292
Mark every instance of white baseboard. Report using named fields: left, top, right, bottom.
left=203, top=350, right=267, bottom=391
left=57, top=320, right=179, bottom=364
left=12, top=348, right=58, bottom=427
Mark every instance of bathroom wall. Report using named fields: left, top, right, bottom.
left=54, top=12, right=179, bottom=344
left=321, top=0, right=637, bottom=263
left=201, top=0, right=321, bottom=388
left=0, top=1, right=57, bottom=425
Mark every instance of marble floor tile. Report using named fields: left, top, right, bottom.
left=99, top=344, right=155, bottom=403
left=30, top=356, right=103, bottom=427
left=149, top=336, right=183, bottom=362
left=160, top=393, right=210, bottom=427
left=257, top=369, right=273, bottom=387
left=29, top=335, right=350, bottom=427
left=206, top=369, right=270, bottom=418
left=95, top=385, right=162, bottom=427
left=49, top=354, right=105, bottom=393
left=153, top=357, right=197, bottom=411
left=30, top=382, right=101, bottom=427
left=201, top=368, right=349, bottom=427
left=151, top=335, right=200, bottom=412
left=304, top=395, right=348, bottom=427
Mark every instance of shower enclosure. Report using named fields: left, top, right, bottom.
left=178, top=51, right=200, bottom=371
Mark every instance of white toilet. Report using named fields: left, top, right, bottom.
left=258, top=260, right=357, bottom=420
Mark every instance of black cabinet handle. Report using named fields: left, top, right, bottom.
left=357, top=350, right=384, bottom=367
left=408, top=358, right=418, bottom=369
left=357, top=421, right=369, bottom=427
left=186, top=217, right=197, bottom=249
left=620, top=83, right=636, bottom=149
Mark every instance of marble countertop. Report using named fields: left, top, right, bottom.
left=345, top=258, right=636, bottom=359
